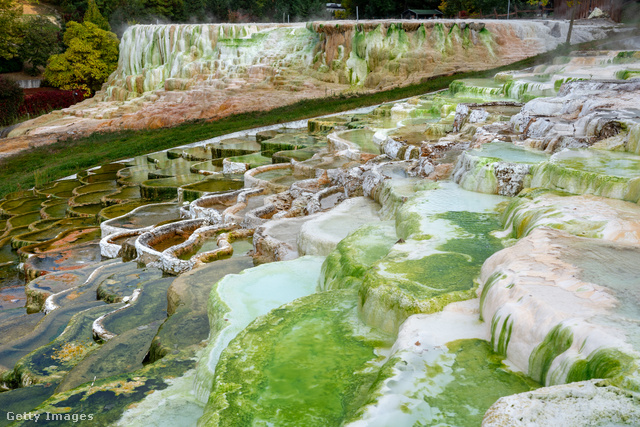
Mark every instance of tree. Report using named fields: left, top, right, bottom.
left=19, top=16, right=63, bottom=76
left=565, top=0, right=579, bottom=47
left=205, top=0, right=230, bottom=21
left=143, top=0, right=184, bottom=20
left=44, top=21, right=119, bottom=93
left=0, top=0, right=23, bottom=60
left=440, top=0, right=525, bottom=17
left=84, top=0, right=111, bottom=31
left=0, top=76, right=24, bottom=126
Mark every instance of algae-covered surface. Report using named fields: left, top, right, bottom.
left=351, top=339, right=539, bottom=427
left=552, top=149, right=640, bottom=179
left=340, top=129, right=380, bottom=154
left=196, top=256, right=326, bottom=402
left=202, top=289, right=393, bottom=426
left=2, top=47, right=640, bottom=427
left=357, top=183, right=507, bottom=332
left=321, top=221, right=398, bottom=291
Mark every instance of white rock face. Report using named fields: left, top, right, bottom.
left=483, top=380, right=640, bottom=427
left=297, top=196, right=381, bottom=256
left=479, top=227, right=640, bottom=388
left=502, top=192, right=640, bottom=244
left=348, top=301, right=487, bottom=427
left=512, top=81, right=640, bottom=152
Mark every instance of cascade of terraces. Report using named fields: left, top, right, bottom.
left=1, top=18, right=640, bottom=427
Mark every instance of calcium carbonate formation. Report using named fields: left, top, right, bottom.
left=1, top=21, right=640, bottom=427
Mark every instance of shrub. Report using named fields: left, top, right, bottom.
left=44, top=21, right=119, bottom=93
left=0, top=76, right=24, bottom=126
left=18, top=89, right=86, bottom=117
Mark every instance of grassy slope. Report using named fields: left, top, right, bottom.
left=0, top=45, right=589, bottom=199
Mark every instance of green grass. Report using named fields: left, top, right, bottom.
left=0, top=43, right=589, bottom=199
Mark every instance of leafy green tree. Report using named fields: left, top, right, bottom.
left=0, top=0, right=23, bottom=60
left=44, top=21, right=119, bottom=93
left=85, top=0, right=111, bottom=30
left=19, top=16, right=63, bottom=76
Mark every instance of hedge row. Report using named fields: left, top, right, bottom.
left=18, top=89, right=86, bottom=117
left=0, top=76, right=86, bottom=126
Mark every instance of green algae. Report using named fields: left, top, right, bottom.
left=225, top=152, right=272, bottom=169
left=117, top=166, right=153, bottom=186
left=340, top=129, right=380, bottom=154
left=68, top=203, right=104, bottom=217
left=490, top=313, right=513, bottom=357
left=259, top=133, right=320, bottom=157
left=80, top=171, right=119, bottom=184
left=11, top=218, right=97, bottom=250
left=320, top=221, right=397, bottom=291
left=190, top=160, right=224, bottom=174
left=1, top=197, right=46, bottom=217
left=251, top=167, right=293, bottom=183
left=69, top=190, right=116, bottom=206
left=141, top=175, right=204, bottom=201
left=73, top=181, right=119, bottom=195
left=435, top=210, right=504, bottom=258
left=359, top=184, right=506, bottom=332
left=7, top=211, right=42, bottom=229
left=202, top=289, right=392, bottom=426
left=411, top=339, right=538, bottom=426
left=20, top=228, right=101, bottom=257
left=104, top=185, right=142, bottom=203
left=211, top=138, right=261, bottom=159
left=99, top=201, right=150, bottom=221
left=530, top=150, right=640, bottom=203
left=529, top=324, right=574, bottom=384
left=36, top=180, right=82, bottom=198
left=351, top=339, right=539, bottom=426
left=180, top=178, right=244, bottom=202
left=41, top=202, right=68, bottom=220
left=0, top=383, right=57, bottom=427
left=467, top=141, right=549, bottom=164
left=371, top=211, right=502, bottom=302
left=566, top=348, right=636, bottom=384
left=479, top=272, right=507, bottom=321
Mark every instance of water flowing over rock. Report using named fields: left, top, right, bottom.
left=3, top=41, right=640, bottom=427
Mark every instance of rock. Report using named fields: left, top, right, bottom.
left=483, top=380, right=640, bottom=427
